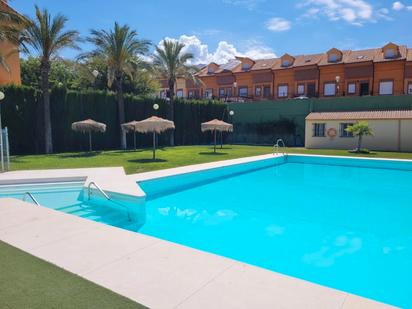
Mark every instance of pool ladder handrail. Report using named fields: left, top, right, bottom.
left=22, top=192, right=40, bottom=206
left=88, top=181, right=111, bottom=201
left=273, top=138, right=287, bottom=156
left=87, top=182, right=131, bottom=221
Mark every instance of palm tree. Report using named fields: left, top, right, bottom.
left=23, top=6, right=80, bottom=154
left=345, top=121, right=374, bottom=152
left=152, top=40, right=199, bottom=146
left=83, top=22, right=150, bottom=149
left=0, top=4, right=28, bottom=72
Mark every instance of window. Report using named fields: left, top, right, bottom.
left=384, top=48, right=396, bottom=59
left=313, top=123, right=326, bottom=137
left=328, top=54, right=338, bottom=62
left=408, top=83, right=412, bottom=95
left=242, top=63, right=250, bottom=71
left=278, top=85, right=288, bottom=98
left=255, top=86, right=262, bottom=97
left=324, top=83, right=336, bottom=96
left=219, top=88, right=226, bottom=97
left=188, top=90, right=194, bottom=98
left=207, top=67, right=215, bottom=74
left=238, top=87, right=248, bottom=97
left=379, top=81, right=393, bottom=95
left=226, top=87, right=233, bottom=97
left=282, top=60, right=290, bottom=67
left=263, top=86, right=271, bottom=98
left=297, top=84, right=305, bottom=95
left=347, top=83, right=356, bottom=94
left=205, top=88, right=213, bottom=98
left=176, top=89, right=184, bottom=98
left=340, top=123, right=354, bottom=137
left=159, top=90, right=166, bottom=98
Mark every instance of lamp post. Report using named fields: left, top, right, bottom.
left=0, top=91, right=5, bottom=171
left=153, top=103, right=160, bottom=148
left=335, top=75, right=341, bottom=96
left=220, top=109, right=235, bottom=149
left=92, top=70, right=99, bottom=89
left=233, top=81, right=237, bottom=101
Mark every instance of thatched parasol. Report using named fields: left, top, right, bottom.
left=201, top=119, right=233, bottom=153
left=134, top=116, right=175, bottom=160
left=121, top=121, right=140, bottom=150
left=71, top=119, right=106, bottom=151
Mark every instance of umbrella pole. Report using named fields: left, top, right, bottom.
left=220, top=131, right=223, bottom=149
left=214, top=129, right=216, bottom=153
left=134, top=131, right=136, bottom=151
left=152, top=132, right=156, bottom=160
left=88, top=131, right=92, bottom=152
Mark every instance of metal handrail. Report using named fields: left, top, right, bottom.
left=88, top=182, right=110, bottom=201
left=22, top=192, right=40, bottom=206
left=87, top=182, right=131, bottom=221
left=273, top=138, right=287, bottom=156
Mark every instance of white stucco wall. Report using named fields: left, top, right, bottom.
left=305, top=119, right=412, bottom=152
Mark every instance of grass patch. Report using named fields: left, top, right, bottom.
left=0, top=240, right=146, bottom=309
left=10, top=145, right=412, bottom=175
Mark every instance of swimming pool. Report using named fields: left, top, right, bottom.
left=0, top=182, right=145, bottom=231
left=138, top=155, right=412, bottom=308
left=1, top=155, right=411, bottom=307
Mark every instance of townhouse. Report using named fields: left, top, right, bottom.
left=187, top=42, right=412, bottom=101
left=0, top=0, right=21, bottom=86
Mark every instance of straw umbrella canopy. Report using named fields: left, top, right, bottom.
left=201, top=119, right=233, bottom=153
left=121, top=121, right=140, bottom=150
left=71, top=119, right=106, bottom=151
left=134, top=116, right=175, bottom=160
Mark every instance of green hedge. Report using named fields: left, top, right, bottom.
left=0, top=85, right=226, bottom=155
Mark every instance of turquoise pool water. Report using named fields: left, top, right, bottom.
left=0, top=182, right=142, bottom=230
left=138, top=156, right=412, bottom=308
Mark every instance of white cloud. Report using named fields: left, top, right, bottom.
left=392, top=1, right=412, bottom=11
left=156, top=35, right=277, bottom=65
left=392, top=1, right=405, bottom=10
left=222, top=0, right=266, bottom=10
left=299, top=0, right=390, bottom=25
left=265, top=18, right=292, bottom=32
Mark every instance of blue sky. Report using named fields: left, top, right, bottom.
left=11, top=0, right=412, bottom=63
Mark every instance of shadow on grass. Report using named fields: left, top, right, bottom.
left=128, top=158, right=168, bottom=163
left=198, top=152, right=228, bottom=156
left=58, top=151, right=102, bottom=159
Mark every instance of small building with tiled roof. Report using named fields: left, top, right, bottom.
left=305, top=110, right=412, bottom=152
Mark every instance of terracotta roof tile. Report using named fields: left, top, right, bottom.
left=306, top=110, right=412, bottom=121
left=251, top=58, right=278, bottom=71
left=407, top=48, right=412, bottom=62
left=344, top=49, right=378, bottom=64
left=293, top=54, right=323, bottom=67
left=318, top=50, right=350, bottom=66
left=374, top=45, right=407, bottom=62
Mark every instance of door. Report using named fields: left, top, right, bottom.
left=307, top=83, right=316, bottom=97
left=360, top=82, right=369, bottom=96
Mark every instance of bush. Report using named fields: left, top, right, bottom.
left=0, top=85, right=226, bottom=155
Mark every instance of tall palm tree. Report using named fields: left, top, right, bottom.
left=152, top=40, right=199, bottom=146
left=23, top=6, right=80, bottom=154
left=83, top=22, right=150, bottom=149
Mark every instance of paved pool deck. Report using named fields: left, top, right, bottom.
left=0, top=154, right=398, bottom=309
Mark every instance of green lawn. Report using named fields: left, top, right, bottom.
left=0, top=241, right=146, bottom=309
left=10, top=145, right=412, bottom=174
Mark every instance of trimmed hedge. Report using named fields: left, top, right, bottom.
left=0, top=85, right=226, bottom=155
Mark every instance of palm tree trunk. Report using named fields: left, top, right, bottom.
left=116, top=75, right=126, bottom=150
left=40, top=59, right=53, bottom=154
left=357, top=134, right=363, bottom=152
left=168, top=81, right=175, bottom=147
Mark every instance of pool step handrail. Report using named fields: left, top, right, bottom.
left=22, top=192, right=40, bottom=206
left=87, top=182, right=131, bottom=221
left=273, top=138, right=287, bottom=156
left=88, top=181, right=111, bottom=201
